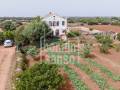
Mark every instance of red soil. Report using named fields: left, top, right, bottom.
left=92, top=47, right=120, bottom=74
left=69, top=64, right=100, bottom=90
left=86, top=25, right=120, bottom=33
left=59, top=68, right=75, bottom=90
left=73, top=56, right=120, bottom=90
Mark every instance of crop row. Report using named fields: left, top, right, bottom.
left=84, top=58, right=120, bottom=81
left=48, top=53, right=116, bottom=90
left=63, top=65, right=89, bottom=90
left=48, top=54, right=89, bottom=90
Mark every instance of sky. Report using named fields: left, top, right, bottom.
left=0, top=0, right=120, bottom=17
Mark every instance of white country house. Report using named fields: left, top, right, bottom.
left=43, top=12, right=68, bottom=36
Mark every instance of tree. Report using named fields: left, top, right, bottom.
left=16, top=63, right=64, bottom=90
left=22, top=17, right=52, bottom=45
left=3, top=31, right=14, bottom=40
left=14, top=26, right=27, bottom=50
left=2, top=20, right=16, bottom=31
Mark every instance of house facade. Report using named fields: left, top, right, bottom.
left=43, top=12, right=68, bottom=36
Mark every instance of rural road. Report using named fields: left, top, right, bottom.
left=0, top=46, right=16, bottom=90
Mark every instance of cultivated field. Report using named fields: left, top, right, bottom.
left=42, top=43, right=120, bottom=90
left=69, top=24, right=120, bottom=33
left=85, top=25, right=120, bottom=33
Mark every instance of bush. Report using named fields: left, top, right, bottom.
left=3, top=31, right=14, bottom=40
left=95, top=35, right=113, bottom=53
left=82, top=44, right=92, bottom=58
left=22, top=46, right=39, bottom=57
left=100, top=44, right=110, bottom=53
left=114, top=44, right=120, bottom=52
left=2, top=20, right=16, bottom=31
left=67, top=31, right=80, bottom=38
left=117, top=33, right=120, bottom=41
left=16, top=62, right=64, bottom=90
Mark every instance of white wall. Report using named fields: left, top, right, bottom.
left=43, top=14, right=67, bottom=36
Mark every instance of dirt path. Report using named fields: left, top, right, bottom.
left=0, top=46, right=16, bottom=90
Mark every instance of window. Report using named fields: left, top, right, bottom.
left=49, top=21, right=52, bottom=26
left=53, top=21, right=56, bottom=26
left=55, top=29, right=59, bottom=36
left=62, top=21, right=65, bottom=26
left=57, top=21, right=59, bottom=26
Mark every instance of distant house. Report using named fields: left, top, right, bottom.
left=43, top=12, right=68, bottom=36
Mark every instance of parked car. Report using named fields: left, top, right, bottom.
left=4, top=40, right=13, bottom=47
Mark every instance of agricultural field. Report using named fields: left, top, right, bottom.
left=44, top=42, right=120, bottom=90
left=68, top=23, right=120, bottom=33
left=85, top=25, right=120, bottom=33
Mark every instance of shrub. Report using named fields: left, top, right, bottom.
left=100, top=44, right=110, bottom=53
left=67, top=31, right=80, bottom=38
left=16, top=63, right=64, bottom=90
left=114, top=44, right=120, bottom=52
left=23, top=46, right=39, bottom=57
left=117, top=33, right=120, bottom=41
left=3, top=31, right=14, bottom=40
left=2, top=20, right=16, bottom=31
left=95, top=35, right=113, bottom=53
left=81, top=44, right=92, bottom=58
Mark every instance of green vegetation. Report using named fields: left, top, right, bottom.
left=49, top=54, right=89, bottom=90
left=22, top=46, right=39, bottom=57
left=114, top=44, right=120, bottom=52
left=3, top=31, right=14, bottom=40
left=81, top=44, right=92, bottom=58
left=95, top=35, right=113, bottom=53
left=16, top=62, right=64, bottom=90
left=63, top=65, right=89, bottom=90
left=73, top=61, right=108, bottom=90
left=0, top=32, right=4, bottom=45
left=67, top=31, right=80, bottom=38
left=68, top=17, right=120, bottom=26
left=49, top=53, right=111, bottom=90
left=85, top=58, right=120, bottom=81
left=0, top=31, right=14, bottom=45
left=117, top=33, right=120, bottom=41
left=2, top=20, right=16, bottom=31
left=14, top=16, right=52, bottom=50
